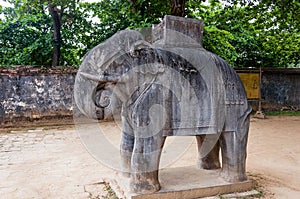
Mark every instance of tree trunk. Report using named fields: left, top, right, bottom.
left=170, top=0, right=187, bottom=17
left=49, top=5, right=61, bottom=66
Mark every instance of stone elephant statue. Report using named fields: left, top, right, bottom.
left=74, top=24, right=251, bottom=194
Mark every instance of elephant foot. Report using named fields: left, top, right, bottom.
left=220, top=170, right=247, bottom=182
left=130, top=171, right=161, bottom=194
left=198, top=159, right=221, bottom=170
left=130, top=181, right=160, bottom=194
left=120, top=150, right=133, bottom=178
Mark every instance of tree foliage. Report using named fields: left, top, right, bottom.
left=250, top=0, right=300, bottom=68
left=187, top=0, right=300, bottom=67
left=0, top=2, right=52, bottom=65
left=0, top=0, right=299, bottom=68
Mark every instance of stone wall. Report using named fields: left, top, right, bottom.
left=0, top=67, right=299, bottom=124
left=0, top=67, right=76, bottom=123
left=236, top=68, right=300, bottom=111
left=261, top=68, right=300, bottom=111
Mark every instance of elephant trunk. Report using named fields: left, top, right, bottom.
left=79, top=72, right=122, bottom=83
left=74, top=71, right=114, bottom=120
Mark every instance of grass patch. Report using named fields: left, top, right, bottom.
left=103, top=182, right=118, bottom=199
left=265, top=111, right=300, bottom=116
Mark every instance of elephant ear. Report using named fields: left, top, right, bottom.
left=79, top=30, right=149, bottom=80
left=132, top=62, right=165, bottom=75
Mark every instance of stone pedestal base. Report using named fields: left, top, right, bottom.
left=107, top=166, right=254, bottom=199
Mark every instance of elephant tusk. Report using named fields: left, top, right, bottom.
left=79, top=72, right=123, bottom=83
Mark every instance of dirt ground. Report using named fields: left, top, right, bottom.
left=0, top=115, right=299, bottom=198
left=157, top=115, right=300, bottom=198
left=246, top=116, right=300, bottom=198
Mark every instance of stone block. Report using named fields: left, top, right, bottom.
left=108, top=166, right=254, bottom=199
left=152, top=15, right=204, bottom=46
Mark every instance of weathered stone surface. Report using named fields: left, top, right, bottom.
left=108, top=166, right=254, bottom=199
left=74, top=15, right=251, bottom=194
left=152, top=15, right=204, bottom=46
left=261, top=69, right=300, bottom=110
left=0, top=68, right=75, bottom=122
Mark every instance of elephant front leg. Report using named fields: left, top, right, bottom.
left=120, top=116, right=135, bottom=177
left=196, top=135, right=221, bottom=170
left=130, top=135, right=166, bottom=194
left=120, top=132, right=134, bottom=177
left=219, top=115, right=250, bottom=182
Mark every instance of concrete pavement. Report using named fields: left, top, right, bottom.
left=0, top=126, right=115, bottom=198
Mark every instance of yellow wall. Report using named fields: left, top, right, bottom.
left=238, top=73, right=260, bottom=99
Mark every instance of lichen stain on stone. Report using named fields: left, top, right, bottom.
left=17, top=102, right=27, bottom=107
left=0, top=72, right=76, bottom=121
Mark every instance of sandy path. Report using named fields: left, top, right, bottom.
left=174, top=116, right=300, bottom=198
left=247, top=116, right=300, bottom=198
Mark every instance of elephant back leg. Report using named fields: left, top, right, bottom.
left=219, top=114, right=250, bottom=182
left=196, top=135, right=221, bottom=170
left=130, top=134, right=166, bottom=194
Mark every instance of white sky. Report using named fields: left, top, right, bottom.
left=0, top=0, right=101, bottom=19
left=0, top=0, right=101, bottom=7
left=0, top=0, right=12, bottom=8
left=0, top=0, right=12, bottom=20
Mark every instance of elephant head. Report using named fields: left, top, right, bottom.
left=74, top=30, right=151, bottom=120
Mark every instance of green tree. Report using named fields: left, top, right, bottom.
left=250, top=0, right=300, bottom=67
left=188, top=0, right=300, bottom=68
left=23, top=0, right=80, bottom=66
left=0, top=0, right=81, bottom=66
left=0, top=0, right=299, bottom=68
left=187, top=1, right=239, bottom=66
left=0, top=2, right=53, bottom=66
